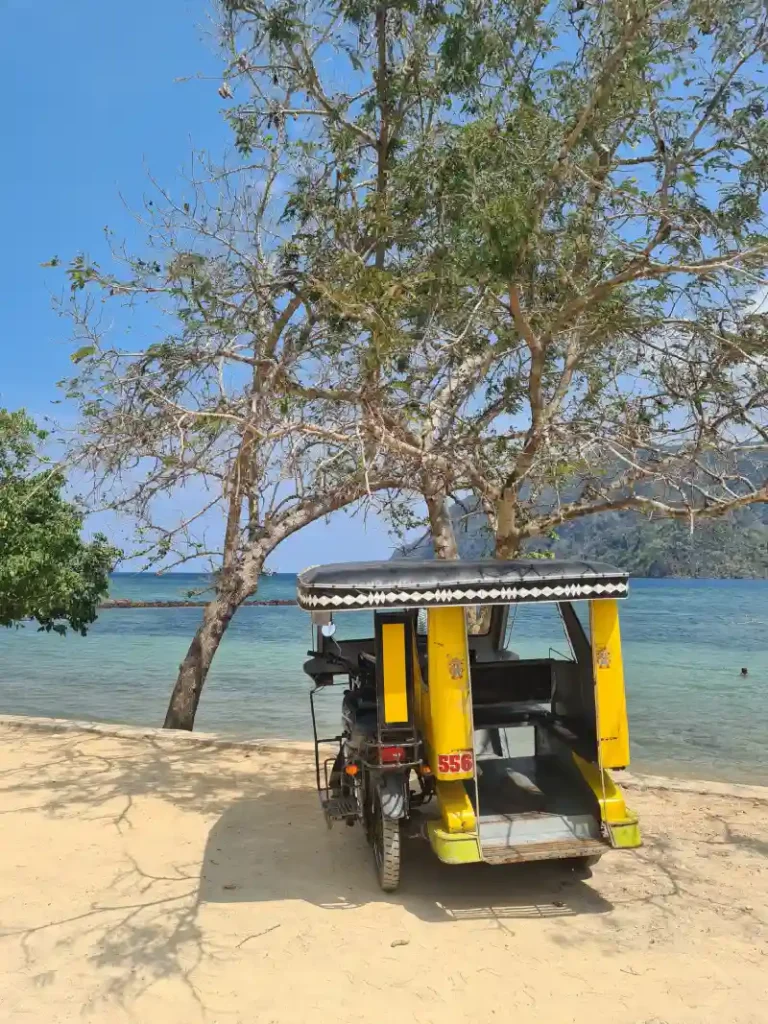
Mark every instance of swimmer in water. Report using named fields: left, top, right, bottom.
left=741, top=667, right=749, bottom=677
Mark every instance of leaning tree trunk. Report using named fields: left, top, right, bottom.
left=163, top=560, right=263, bottom=730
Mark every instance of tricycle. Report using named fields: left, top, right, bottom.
left=299, top=558, right=640, bottom=892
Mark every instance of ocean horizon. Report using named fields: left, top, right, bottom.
left=1, top=572, right=766, bottom=786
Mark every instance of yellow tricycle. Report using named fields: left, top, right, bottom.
left=299, top=558, right=640, bottom=892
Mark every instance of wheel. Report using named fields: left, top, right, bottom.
left=372, top=790, right=401, bottom=892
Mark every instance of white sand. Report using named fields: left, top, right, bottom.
left=0, top=717, right=766, bottom=1023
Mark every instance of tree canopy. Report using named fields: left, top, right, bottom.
left=59, top=0, right=768, bottom=726
left=61, top=150, right=397, bottom=726
left=220, top=0, right=768, bottom=557
left=0, top=409, right=118, bottom=634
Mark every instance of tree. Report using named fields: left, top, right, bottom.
left=226, top=0, right=768, bottom=557
left=390, top=0, right=768, bottom=554
left=63, top=155, right=396, bottom=729
left=217, top=0, right=537, bottom=557
left=63, top=0, right=768, bottom=728
left=0, top=409, right=118, bottom=634
left=64, top=0, right=505, bottom=731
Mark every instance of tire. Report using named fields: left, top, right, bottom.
left=372, top=791, right=401, bottom=892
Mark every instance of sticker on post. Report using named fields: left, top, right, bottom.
left=437, top=750, right=474, bottom=774
left=596, top=646, right=612, bottom=669
left=448, top=656, right=464, bottom=679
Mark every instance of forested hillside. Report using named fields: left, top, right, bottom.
left=397, top=502, right=768, bottom=578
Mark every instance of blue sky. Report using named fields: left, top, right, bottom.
left=0, top=0, right=397, bottom=570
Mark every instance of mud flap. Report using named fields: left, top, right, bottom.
left=378, top=772, right=406, bottom=819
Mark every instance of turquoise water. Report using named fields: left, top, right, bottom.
left=0, top=574, right=766, bottom=784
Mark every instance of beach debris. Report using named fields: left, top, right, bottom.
left=223, top=883, right=238, bottom=890
left=391, top=938, right=410, bottom=948
left=237, top=924, right=281, bottom=948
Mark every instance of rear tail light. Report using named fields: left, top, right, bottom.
left=380, top=745, right=406, bottom=764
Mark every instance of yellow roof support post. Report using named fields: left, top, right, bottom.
left=426, top=606, right=475, bottom=784
left=586, top=598, right=641, bottom=849
left=424, top=606, right=481, bottom=863
left=590, top=598, right=630, bottom=770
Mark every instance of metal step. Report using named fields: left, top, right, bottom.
left=482, top=836, right=608, bottom=865
left=322, top=796, right=358, bottom=820
left=478, top=811, right=601, bottom=847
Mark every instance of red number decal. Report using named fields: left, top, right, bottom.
left=436, top=750, right=474, bottom=775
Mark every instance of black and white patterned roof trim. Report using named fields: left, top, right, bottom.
left=297, top=578, right=629, bottom=610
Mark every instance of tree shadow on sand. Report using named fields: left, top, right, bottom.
left=196, top=789, right=614, bottom=924
left=0, top=729, right=291, bottom=824
left=0, top=729, right=612, bottom=939
left=0, top=730, right=304, bottom=1013
left=14, top=729, right=756, bottom=1013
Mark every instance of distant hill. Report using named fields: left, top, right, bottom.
left=396, top=500, right=768, bottom=578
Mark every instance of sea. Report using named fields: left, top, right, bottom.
left=0, top=574, right=766, bottom=785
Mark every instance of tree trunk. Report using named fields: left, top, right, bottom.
left=494, top=490, right=522, bottom=559
left=163, top=562, right=261, bottom=730
left=495, top=532, right=522, bottom=559
left=424, top=484, right=459, bottom=559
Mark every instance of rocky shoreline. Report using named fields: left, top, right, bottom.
left=99, top=598, right=297, bottom=608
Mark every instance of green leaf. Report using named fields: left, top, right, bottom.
left=0, top=406, right=120, bottom=633
left=71, top=345, right=96, bottom=364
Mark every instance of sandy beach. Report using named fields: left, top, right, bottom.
left=0, top=717, right=766, bottom=1024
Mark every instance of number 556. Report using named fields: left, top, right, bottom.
left=437, top=751, right=474, bottom=774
